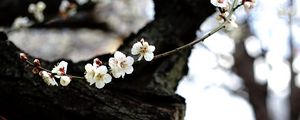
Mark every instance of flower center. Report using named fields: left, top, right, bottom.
left=59, top=67, right=65, bottom=75
left=95, top=73, right=104, bottom=81
left=120, top=61, right=127, bottom=68
left=140, top=46, right=147, bottom=54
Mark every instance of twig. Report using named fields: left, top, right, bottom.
left=154, top=0, right=240, bottom=60
left=154, top=23, right=225, bottom=60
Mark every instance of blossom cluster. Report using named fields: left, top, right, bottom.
left=84, top=38, right=155, bottom=88
left=210, top=0, right=256, bottom=30
left=20, top=38, right=155, bottom=89
left=20, top=53, right=69, bottom=86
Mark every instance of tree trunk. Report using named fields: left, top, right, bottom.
left=0, top=0, right=214, bottom=120
left=233, top=26, right=269, bottom=120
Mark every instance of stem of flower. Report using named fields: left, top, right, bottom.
left=25, top=60, right=49, bottom=72
left=229, top=0, right=239, bottom=18
left=233, top=3, right=243, bottom=12
left=69, top=75, right=84, bottom=79
left=153, top=0, right=240, bottom=60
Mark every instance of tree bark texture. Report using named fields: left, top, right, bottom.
left=0, top=0, right=214, bottom=120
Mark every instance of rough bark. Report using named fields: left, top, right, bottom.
left=0, top=0, right=214, bottom=120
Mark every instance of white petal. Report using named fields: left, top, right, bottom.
left=126, top=56, right=134, bottom=65
left=114, top=51, right=126, bottom=59
left=108, top=58, right=116, bottom=67
left=143, top=42, right=149, bottom=47
left=41, top=71, right=57, bottom=86
left=50, top=78, right=58, bottom=86
left=144, top=52, right=154, bottom=61
left=76, top=0, right=88, bottom=5
left=95, top=81, right=105, bottom=89
left=137, top=55, right=143, bottom=61
left=51, top=67, right=59, bottom=74
left=112, top=70, right=122, bottom=78
left=131, top=42, right=143, bottom=55
left=148, top=45, right=155, bottom=52
left=13, top=17, right=32, bottom=28
left=210, top=0, right=227, bottom=7
left=103, top=74, right=112, bottom=83
left=121, top=72, right=126, bottom=78
left=54, top=75, right=61, bottom=78
left=125, top=66, right=134, bottom=74
left=37, top=1, right=46, bottom=11
left=85, top=72, right=95, bottom=85
left=85, top=72, right=93, bottom=80
left=59, top=61, right=68, bottom=68
left=85, top=64, right=94, bottom=72
left=28, top=4, right=36, bottom=13
left=96, top=65, right=108, bottom=74
left=60, top=76, right=71, bottom=86
left=88, top=79, right=96, bottom=85
left=59, top=0, right=69, bottom=12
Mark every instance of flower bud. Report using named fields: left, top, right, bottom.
left=39, top=71, right=58, bottom=86
left=19, top=53, right=28, bottom=61
left=33, top=59, right=41, bottom=66
left=93, top=58, right=102, bottom=66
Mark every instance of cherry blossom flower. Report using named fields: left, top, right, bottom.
left=131, top=38, right=155, bottom=61
left=94, top=66, right=112, bottom=88
left=243, top=1, right=255, bottom=11
left=84, top=63, right=112, bottom=89
left=51, top=61, right=68, bottom=76
left=60, top=76, right=71, bottom=86
left=12, top=17, right=33, bottom=29
left=84, top=58, right=103, bottom=85
left=59, top=0, right=77, bottom=17
left=211, top=0, right=228, bottom=8
left=28, top=1, right=46, bottom=22
left=109, top=51, right=134, bottom=78
left=39, top=71, right=58, bottom=86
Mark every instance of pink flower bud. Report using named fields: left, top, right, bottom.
left=93, top=58, right=102, bottom=66
left=33, top=59, right=41, bottom=66
left=19, top=53, right=28, bottom=61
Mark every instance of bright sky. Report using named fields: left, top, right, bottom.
left=176, top=0, right=299, bottom=119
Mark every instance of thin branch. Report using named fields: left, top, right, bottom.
left=154, top=23, right=225, bottom=60
left=154, top=0, right=240, bottom=60
left=233, top=4, right=243, bottom=12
